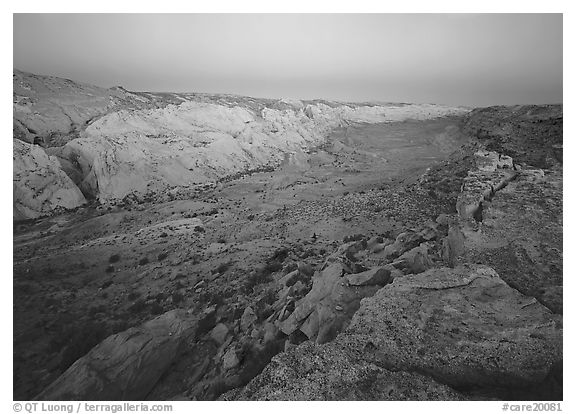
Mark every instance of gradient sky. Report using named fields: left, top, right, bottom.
left=13, top=14, right=562, bottom=106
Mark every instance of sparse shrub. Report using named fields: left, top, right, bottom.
left=263, top=260, right=283, bottom=274
left=244, top=268, right=274, bottom=293
left=129, top=299, right=147, bottom=313
left=157, top=252, right=168, bottom=261
left=88, top=304, right=107, bottom=316
left=100, top=279, right=113, bottom=289
left=108, top=254, right=121, bottom=263
left=270, top=248, right=290, bottom=262
left=283, top=262, right=298, bottom=273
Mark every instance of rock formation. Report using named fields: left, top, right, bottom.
left=224, top=265, right=562, bottom=400
left=34, top=310, right=198, bottom=400
left=13, top=139, right=86, bottom=220
left=13, top=70, right=562, bottom=402
left=13, top=70, right=469, bottom=219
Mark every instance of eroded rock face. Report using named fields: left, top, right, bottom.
left=13, top=139, right=86, bottom=220
left=278, top=262, right=390, bottom=344
left=35, top=310, right=197, bottom=401
left=459, top=168, right=563, bottom=313
left=61, top=102, right=324, bottom=203
left=221, top=340, right=465, bottom=401
left=225, top=265, right=562, bottom=400
left=456, top=150, right=517, bottom=223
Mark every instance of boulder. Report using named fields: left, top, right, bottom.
left=344, top=268, right=391, bottom=286
left=383, top=230, right=426, bottom=260
left=297, top=262, right=314, bottom=277
left=210, top=323, right=229, bottom=345
left=442, top=224, right=465, bottom=267
left=279, top=262, right=384, bottom=344
left=279, top=262, right=344, bottom=336
left=222, top=348, right=240, bottom=371
left=35, top=310, right=197, bottom=401
left=392, top=243, right=433, bottom=274
left=240, top=307, right=257, bottom=332
left=278, top=270, right=299, bottom=287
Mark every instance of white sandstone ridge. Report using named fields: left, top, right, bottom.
left=13, top=69, right=469, bottom=219
left=13, top=139, right=86, bottom=220
left=59, top=101, right=468, bottom=204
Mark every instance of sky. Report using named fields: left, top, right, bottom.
left=13, top=13, right=562, bottom=106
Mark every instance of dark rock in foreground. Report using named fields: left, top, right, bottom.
left=35, top=310, right=198, bottom=401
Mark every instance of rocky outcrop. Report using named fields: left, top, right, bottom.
left=463, top=105, right=563, bottom=168
left=13, top=139, right=86, bottom=220
left=445, top=142, right=562, bottom=314
left=346, top=266, right=562, bottom=396
left=456, top=150, right=517, bottom=223
left=35, top=310, right=198, bottom=401
left=456, top=167, right=563, bottom=313
left=224, top=265, right=562, bottom=400
left=278, top=262, right=391, bottom=344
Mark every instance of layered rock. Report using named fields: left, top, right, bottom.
left=35, top=310, right=197, bottom=401
left=224, top=265, right=562, bottom=400
left=446, top=144, right=562, bottom=314
left=456, top=150, right=517, bottom=222
left=13, top=139, right=86, bottom=220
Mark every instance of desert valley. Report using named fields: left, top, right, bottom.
left=13, top=69, right=563, bottom=401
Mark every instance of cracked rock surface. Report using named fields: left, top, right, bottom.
left=224, top=265, right=562, bottom=400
